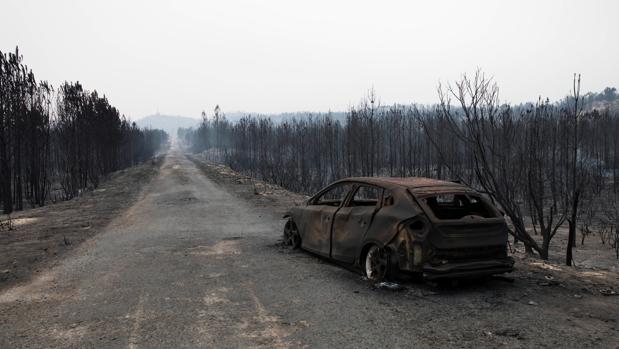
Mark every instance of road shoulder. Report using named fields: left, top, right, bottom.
left=0, top=156, right=164, bottom=290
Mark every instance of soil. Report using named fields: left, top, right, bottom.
left=0, top=148, right=617, bottom=348
left=0, top=157, right=164, bottom=289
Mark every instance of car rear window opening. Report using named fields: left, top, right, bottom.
left=422, top=193, right=498, bottom=220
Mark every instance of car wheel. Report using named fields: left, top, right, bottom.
left=365, top=245, right=389, bottom=281
left=283, top=220, right=301, bottom=249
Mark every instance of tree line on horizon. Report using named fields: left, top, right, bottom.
left=179, top=71, right=619, bottom=264
left=0, top=47, right=168, bottom=214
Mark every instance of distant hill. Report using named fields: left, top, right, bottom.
left=222, top=111, right=348, bottom=124
left=134, top=112, right=349, bottom=136
left=135, top=114, right=200, bottom=137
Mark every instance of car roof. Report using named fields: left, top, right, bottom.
left=335, top=176, right=471, bottom=192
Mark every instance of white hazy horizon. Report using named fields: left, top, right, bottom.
left=2, top=0, right=618, bottom=119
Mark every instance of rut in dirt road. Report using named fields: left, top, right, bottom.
left=1, top=149, right=617, bottom=349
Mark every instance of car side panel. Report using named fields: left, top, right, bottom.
left=331, top=206, right=376, bottom=263
left=298, top=205, right=337, bottom=258
left=357, top=190, right=424, bottom=263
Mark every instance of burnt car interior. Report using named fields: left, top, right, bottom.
left=423, top=194, right=498, bottom=220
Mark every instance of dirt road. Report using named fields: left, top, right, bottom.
left=1, top=149, right=618, bottom=348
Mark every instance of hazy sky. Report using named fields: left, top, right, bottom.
left=2, top=0, right=618, bottom=119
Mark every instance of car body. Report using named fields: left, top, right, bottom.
left=283, top=177, right=514, bottom=280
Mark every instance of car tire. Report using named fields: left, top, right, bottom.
left=283, top=220, right=301, bottom=249
left=364, top=245, right=390, bottom=282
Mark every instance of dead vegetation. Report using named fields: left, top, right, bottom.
left=0, top=47, right=168, bottom=216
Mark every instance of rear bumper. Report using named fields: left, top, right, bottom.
left=422, top=257, right=514, bottom=280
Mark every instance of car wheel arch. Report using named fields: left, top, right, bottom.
left=284, top=219, right=302, bottom=247
left=284, top=210, right=304, bottom=237
left=359, top=240, right=389, bottom=265
left=359, top=225, right=406, bottom=269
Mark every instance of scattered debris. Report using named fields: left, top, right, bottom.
left=373, top=281, right=407, bottom=291
left=495, top=328, right=525, bottom=340
left=527, top=300, right=538, bottom=306
left=599, top=288, right=617, bottom=296
left=537, top=280, right=560, bottom=286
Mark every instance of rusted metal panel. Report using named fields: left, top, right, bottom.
left=286, top=177, right=514, bottom=280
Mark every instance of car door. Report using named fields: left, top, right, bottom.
left=330, top=185, right=384, bottom=263
left=300, top=183, right=355, bottom=258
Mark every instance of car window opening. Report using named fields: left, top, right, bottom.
left=315, top=184, right=354, bottom=207
left=349, top=186, right=383, bottom=207
left=423, top=194, right=497, bottom=220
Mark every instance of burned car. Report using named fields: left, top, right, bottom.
left=283, top=177, right=514, bottom=280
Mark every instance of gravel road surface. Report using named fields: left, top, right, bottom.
left=1, top=148, right=617, bottom=348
